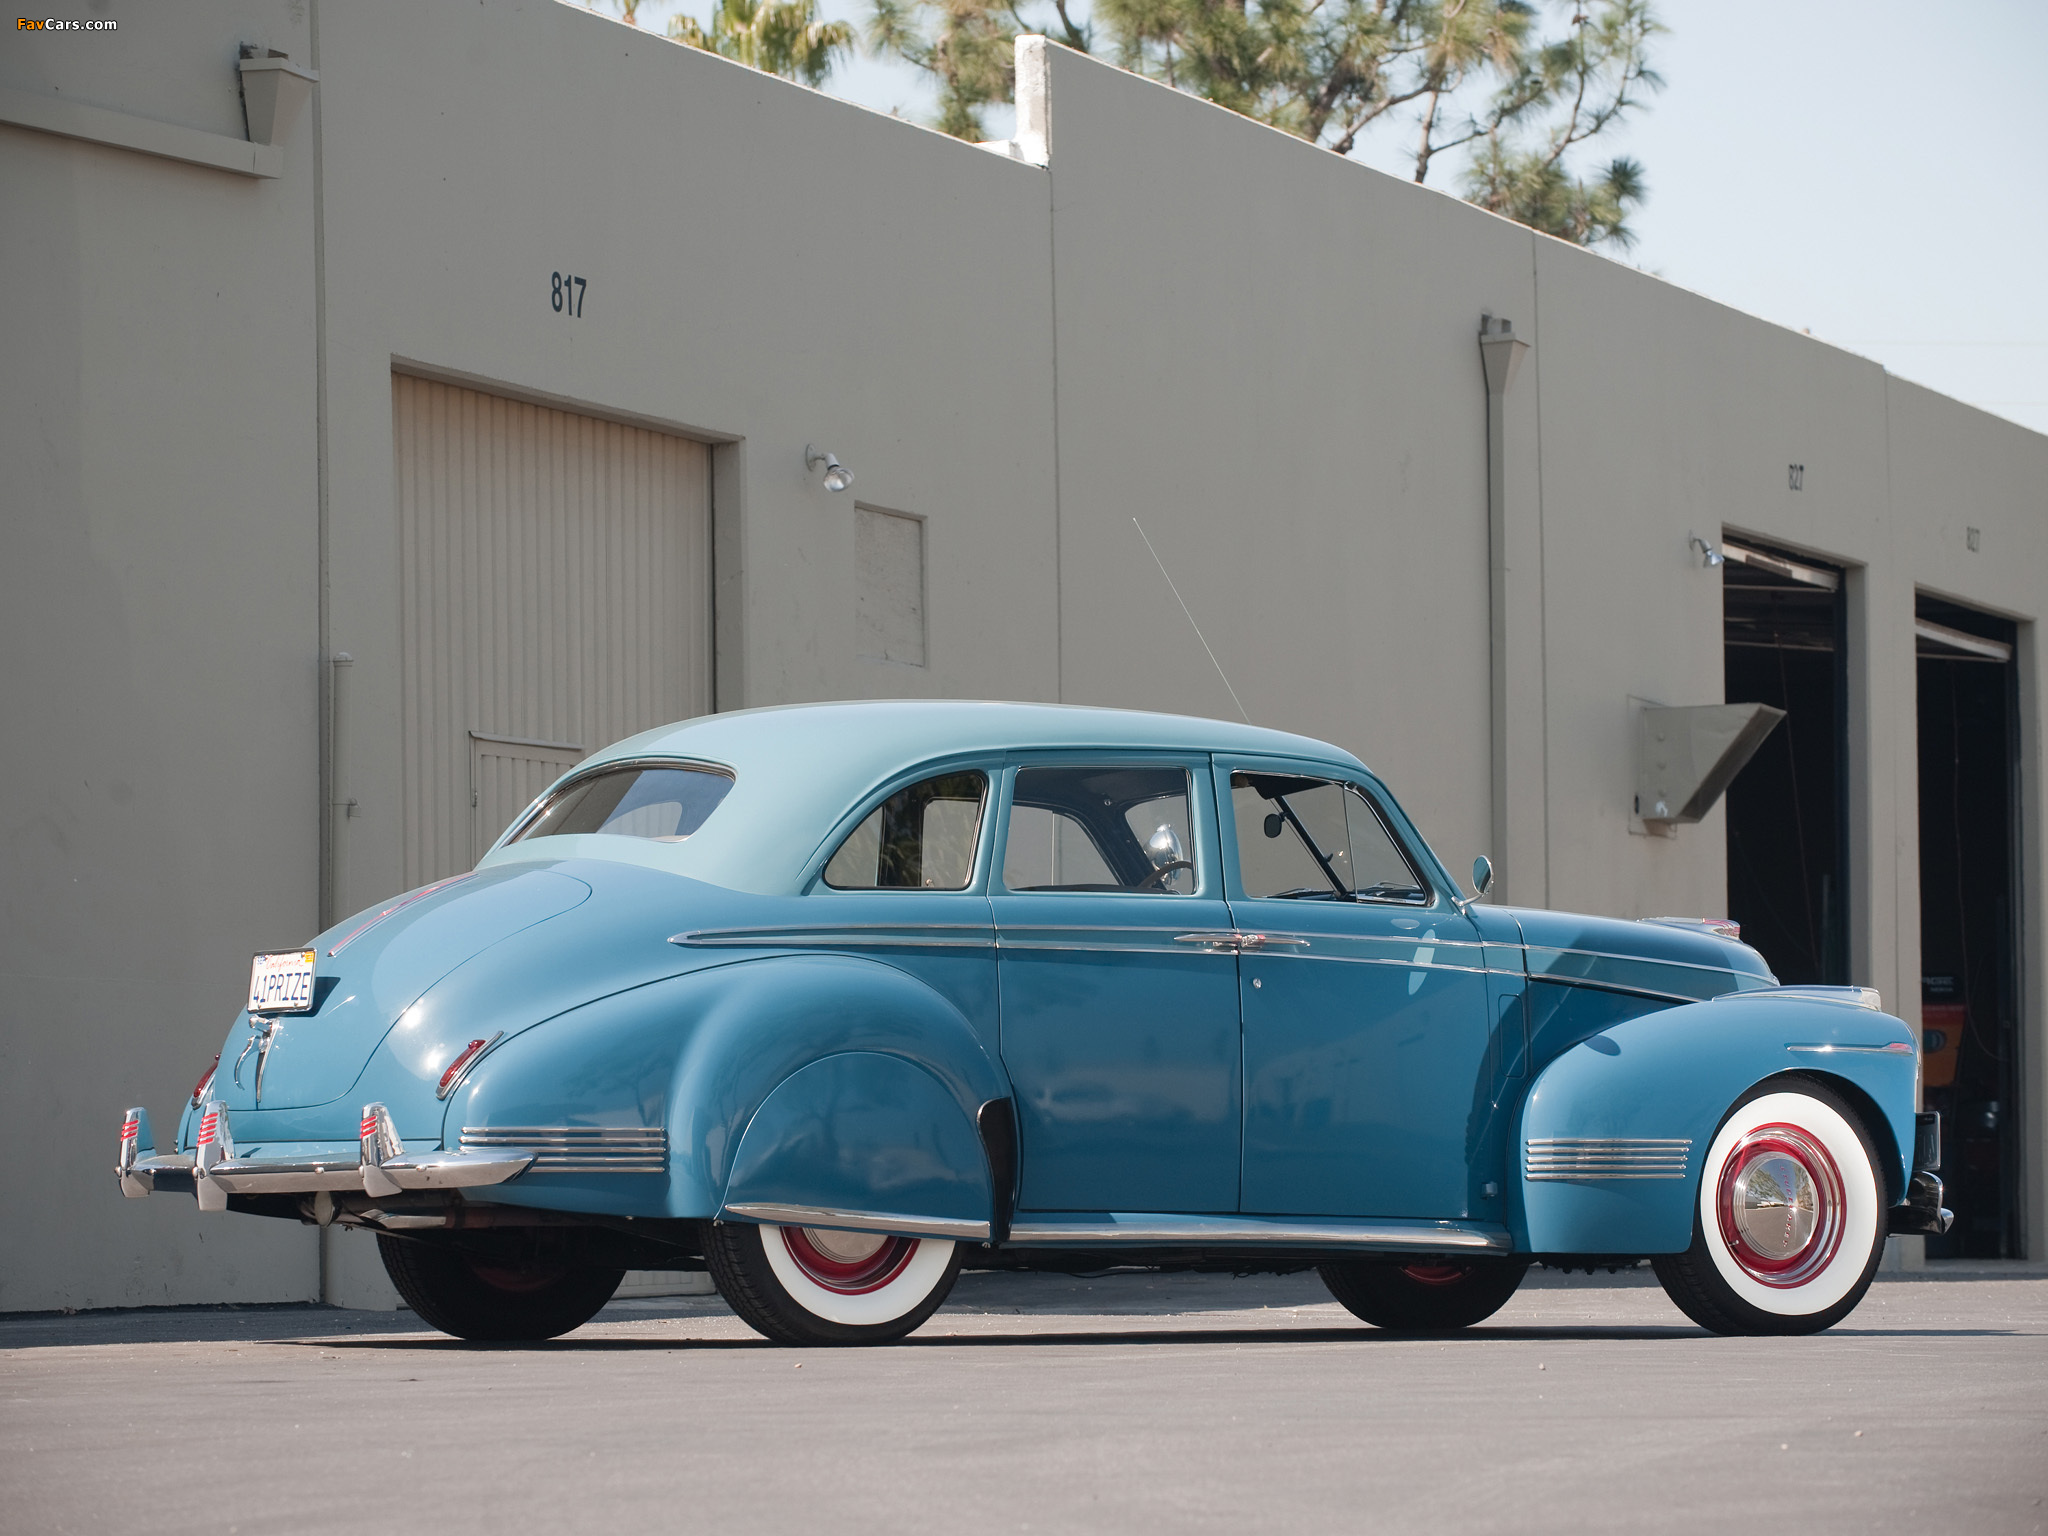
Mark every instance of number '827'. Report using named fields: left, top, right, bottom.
left=551, top=272, right=587, bottom=317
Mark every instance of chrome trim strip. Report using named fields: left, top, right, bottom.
left=1238, top=952, right=1498, bottom=979
left=462, top=1127, right=666, bottom=1139
left=1524, top=1137, right=1692, bottom=1181
left=1724, top=985, right=1883, bottom=1011
left=672, top=925, right=992, bottom=949
left=1786, top=1042, right=1914, bottom=1055
left=326, top=873, right=475, bottom=957
left=461, top=1126, right=666, bottom=1174
left=1002, top=1215, right=1512, bottom=1252
left=722, top=1202, right=990, bottom=1241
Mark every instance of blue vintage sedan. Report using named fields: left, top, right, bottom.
left=118, top=702, right=1947, bottom=1342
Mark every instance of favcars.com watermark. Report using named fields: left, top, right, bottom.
left=18, top=17, right=120, bottom=28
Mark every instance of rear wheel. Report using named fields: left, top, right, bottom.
left=1318, top=1257, right=1527, bottom=1331
left=705, top=1222, right=960, bottom=1345
left=376, top=1234, right=622, bottom=1341
left=1653, top=1080, right=1886, bottom=1336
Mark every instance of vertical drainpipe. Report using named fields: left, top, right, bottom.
left=1480, top=315, right=1529, bottom=904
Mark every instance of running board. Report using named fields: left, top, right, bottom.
left=1003, top=1213, right=1513, bottom=1253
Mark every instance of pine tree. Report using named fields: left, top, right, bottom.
left=870, top=0, right=1663, bottom=249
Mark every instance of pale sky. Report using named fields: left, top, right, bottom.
left=601, top=0, right=2048, bottom=438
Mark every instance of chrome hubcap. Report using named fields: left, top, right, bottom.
left=1730, top=1152, right=1819, bottom=1259
left=1716, top=1124, right=1845, bottom=1288
left=799, top=1228, right=890, bottom=1266
left=779, top=1226, right=918, bottom=1295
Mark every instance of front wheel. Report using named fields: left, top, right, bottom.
left=1318, top=1257, right=1527, bottom=1331
left=377, top=1234, right=622, bottom=1341
left=705, top=1222, right=961, bottom=1345
left=1653, top=1081, right=1887, bottom=1335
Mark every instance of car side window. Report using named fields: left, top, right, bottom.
left=1232, top=772, right=1427, bottom=903
left=1003, top=766, right=1196, bottom=894
left=823, top=771, right=988, bottom=890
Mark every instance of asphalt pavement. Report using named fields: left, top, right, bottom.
left=5, top=1265, right=2045, bottom=1534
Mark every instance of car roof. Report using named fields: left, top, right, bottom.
left=483, top=700, right=1370, bottom=895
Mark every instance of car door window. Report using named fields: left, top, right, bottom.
left=823, top=771, right=988, bottom=889
left=1003, top=766, right=1196, bottom=894
left=1232, top=772, right=1426, bottom=902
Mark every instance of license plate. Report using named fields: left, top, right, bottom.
left=248, top=949, right=318, bottom=1015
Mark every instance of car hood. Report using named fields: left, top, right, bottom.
left=1503, top=907, right=1778, bottom=1002
left=213, top=859, right=757, bottom=1114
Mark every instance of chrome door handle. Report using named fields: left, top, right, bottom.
left=1236, top=933, right=1310, bottom=951
left=1174, top=932, right=1241, bottom=951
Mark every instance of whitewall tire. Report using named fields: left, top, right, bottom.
left=705, top=1221, right=961, bottom=1345
left=1654, top=1081, right=1888, bottom=1335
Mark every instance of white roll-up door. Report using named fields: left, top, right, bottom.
left=392, top=374, right=713, bottom=886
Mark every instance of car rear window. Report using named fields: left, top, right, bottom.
left=510, top=764, right=735, bottom=844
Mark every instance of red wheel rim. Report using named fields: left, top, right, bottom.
left=1401, top=1263, right=1470, bottom=1287
left=1716, top=1122, right=1846, bottom=1288
left=779, top=1228, right=919, bottom=1294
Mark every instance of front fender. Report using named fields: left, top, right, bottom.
left=1511, top=992, right=1917, bottom=1255
left=450, top=953, right=1008, bottom=1221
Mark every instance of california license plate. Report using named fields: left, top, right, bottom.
left=248, top=949, right=318, bottom=1014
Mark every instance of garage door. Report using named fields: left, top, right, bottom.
left=392, top=374, right=713, bottom=886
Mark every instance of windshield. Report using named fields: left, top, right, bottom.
left=510, top=763, right=735, bottom=844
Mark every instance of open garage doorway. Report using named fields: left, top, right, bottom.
left=1916, top=596, right=2022, bottom=1259
left=1722, top=539, right=1849, bottom=985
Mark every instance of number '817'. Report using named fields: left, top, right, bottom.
left=551, top=272, right=587, bottom=317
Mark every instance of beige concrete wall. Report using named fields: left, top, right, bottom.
left=1034, top=45, right=1526, bottom=892
left=313, top=0, right=1062, bottom=926
left=6, top=12, right=2046, bottom=1311
left=0, top=4, right=323, bottom=1309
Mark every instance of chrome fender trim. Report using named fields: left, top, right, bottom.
left=721, top=1201, right=991, bottom=1242
left=1002, top=1214, right=1514, bottom=1251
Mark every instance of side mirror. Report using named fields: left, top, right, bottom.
left=1471, top=855, right=1494, bottom=897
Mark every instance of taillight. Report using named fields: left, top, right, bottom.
left=191, top=1054, right=219, bottom=1106
left=437, top=1033, right=501, bottom=1099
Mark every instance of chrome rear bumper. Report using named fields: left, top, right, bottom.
left=117, top=1101, right=535, bottom=1209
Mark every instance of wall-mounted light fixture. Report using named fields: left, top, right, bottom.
left=1688, top=533, right=1724, bottom=568
left=805, top=446, right=853, bottom=492
left=237, top=46, right=318, bottom=147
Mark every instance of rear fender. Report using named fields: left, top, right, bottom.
left=1511, top=993, right=1917, bottom=1255
left=722, top=1051, right=992, bottom=1238
left=450, top=953, right=1008, bottom=1222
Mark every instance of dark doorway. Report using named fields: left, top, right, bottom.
left=1722, top=540, right=1849, bottom=985
left=1916, top=595, right=2022, bottom=1259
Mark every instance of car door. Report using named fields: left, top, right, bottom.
left=1219, top=759, right=1510, bottom=1221
left=991, top=757, right=1242, bottom=1214
left=802, top=766, right=1000, bottom=1055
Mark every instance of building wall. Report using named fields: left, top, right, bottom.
left=2, top=3, right=2043, bottom=1310
left=0, top=2, right=323, bottom=1308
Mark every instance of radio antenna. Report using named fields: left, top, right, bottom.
left=1132, top=517, right=1250, bottom=724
